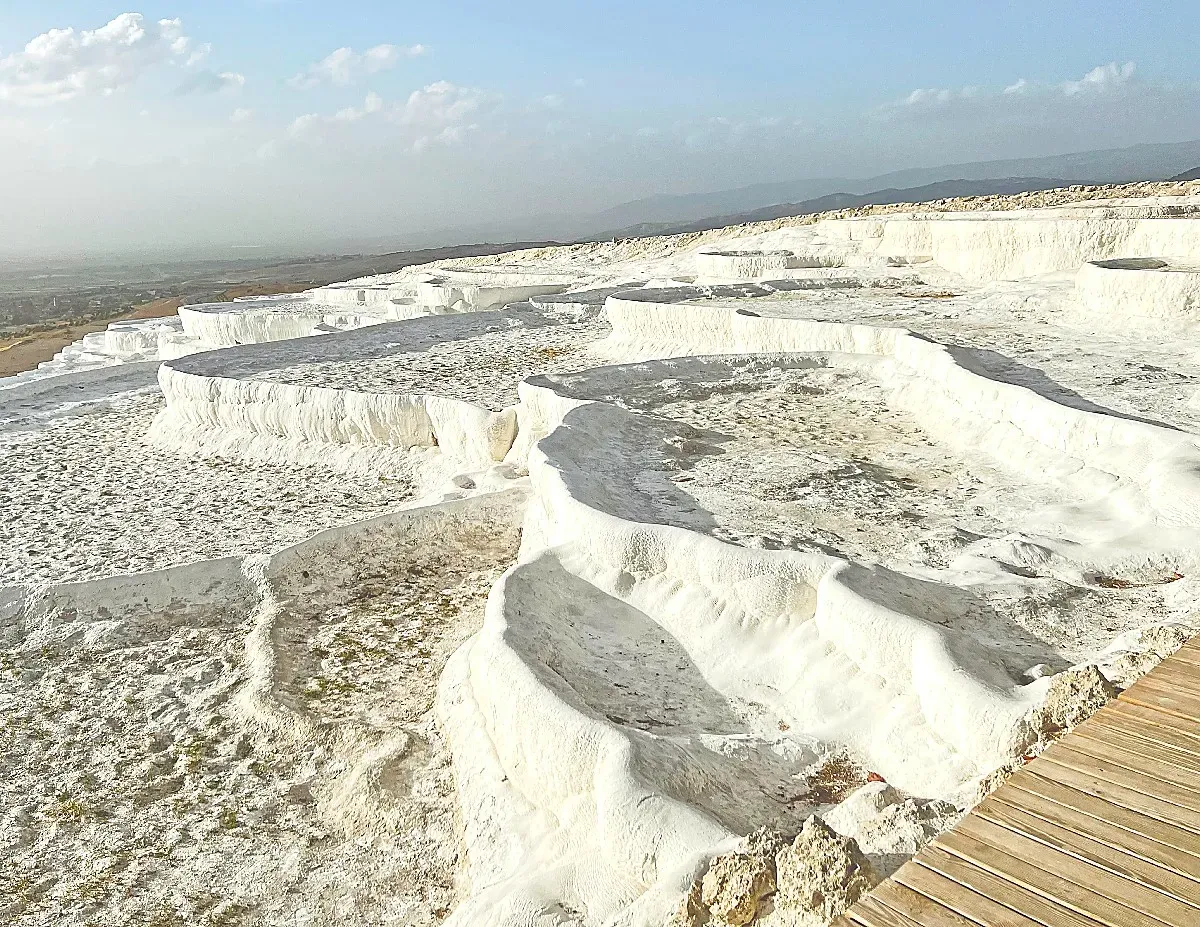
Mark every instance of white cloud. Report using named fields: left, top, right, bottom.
left=231, top=107, right=254, bottom=123
left=411, top=123, right=477, bottom=153
left=260, top=79, right=491, bottom=160
left=902, top=87, right=969, bottom=107
left=1063, top=61, right=1135, bottom=96
left=289, top=43, right=425, bottom=88
left=186, top=43, right=212, bottom=68
left=401, top=82, right=489, bottom=151
left=0, top=13, right=198, bottom=106
left=288, top=113, right=321, bottom=137
left=158, top=18, right=190, bottom=57
left=540, top=93, right=563, bottom=110
left=400, top=80, right=485, bottom=126
left=175, top=70, right=245, bottom=96
left=365, top=43, right=424, bottom=70
left=886, top=62, right=1140, bottom=115
left=334, top=91, right=385, bottom=122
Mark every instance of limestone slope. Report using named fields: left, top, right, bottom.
left=5, top=190, right=1200, bottom=926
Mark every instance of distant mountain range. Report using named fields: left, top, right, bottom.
left=582, top=138, right=1200, bottom=239
left=327, top=138, right=1200, bottom=254
left=1169, top=166, right=1200, bottom=181
left=596, top=177, right=1069, bottom=239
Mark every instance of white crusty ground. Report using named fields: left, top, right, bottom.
left=0, top=391, right=410, bottom=587
left=253, top=318, right=611, bottom=411
left=0, top=521, right=516, bottom=927
left=616, top=359, right=1068, bottom=559
left=550, top=354, right=1176, bottom=665
left=713, top=276, right=1200, bottom=434
left=6, top=187, right=1200, bottom=927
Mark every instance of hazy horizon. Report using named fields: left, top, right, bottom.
left=4, top=2, right=1200, bottom=260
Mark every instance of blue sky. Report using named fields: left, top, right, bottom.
left=3, top=2, right=1200, bottom=256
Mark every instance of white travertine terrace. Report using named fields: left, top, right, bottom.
left=822, top=201, right=1200, bottom=281
left=696, top=249, right=796, bottom=279
left=178, top=297, right=337, bottom=346
left=414, top=271, right=574, bottom=312
left=696, top=248, right=851, bottom=281
left=1076, top=256, right=1200, bottom=324
left=6, top=189, right=1200, bottom=926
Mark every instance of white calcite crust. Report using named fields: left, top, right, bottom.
left=6, top=186, right=1200, bottom=926
left=1076, top=256, right=1200, bottom=325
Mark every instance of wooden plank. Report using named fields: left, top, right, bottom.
left=1123, top=664, right=1200, bottom=700
left=1088, top=705, right=1200, bottom=763
left=843, top=640, right=1200, bottom=926
left=886, top=865, right=1043, bottom=926
left=849, top=887, right=977, bottom=927
left=1040, top=737, right=1200, bottom=803
left=1029, top=752, right=1200, bottom=835
left=937, top=828, right=1172, bottom=927
left=1144, top=646, right=1199, bottom=668
left=1121, top=676, right=1200, bottom=723
left=1159, top=647, right=1200, bottom=669
left=1137, top=659, right=1200, bottom=692
left=1074, top=718, right=1200, bottom=776
left=1105, top=698, right=1200, bottom=736
left=1162, top=656, right=1200, bottom=677
left=977, top=795, right=1200, bottom=909
left=952, top=814, right=1200, bottom=926
left=1126, top=670, right=1200, bottom=708
left=1037, top=746, right=1200, bottom=826
left=1102, top=700, right=1200, bottom=752
left=906, top=845, right=1106, bottom=927
left=1011, top=768, right=1200, bottom=856
left=1064, top=727, right=1200, bottom=793
left=846, top=897, right=932, bottom=927
left=994, top=781, right=1200, bottom=880
left=870, top=884, right=995, bottom=927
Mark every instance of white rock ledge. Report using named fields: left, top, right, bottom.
left=178, top=298, right=334, bottom=346
left=12, top=196, right=1200, bottom=927
left=1076, top=257, right=1200, bottom=324
left=823, top=210, right=1200, bottom=281
left=436, top=283, right=1200, bottom=925
left=151, top=312, right=528, bottom=472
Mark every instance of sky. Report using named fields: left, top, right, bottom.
left=2, top=1, right=1200, bottom=258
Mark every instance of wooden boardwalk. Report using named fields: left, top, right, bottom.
left=841, top=637, right=1200, bottom=927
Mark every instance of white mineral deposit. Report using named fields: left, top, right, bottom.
left=6, top=183, right=1200, bottom=926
